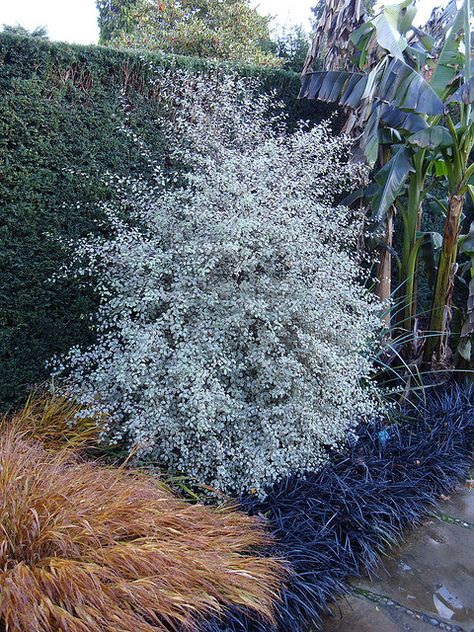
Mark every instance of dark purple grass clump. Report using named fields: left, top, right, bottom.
left=206, top=382, right=474, bottom=632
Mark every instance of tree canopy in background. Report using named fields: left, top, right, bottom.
left=274, top=25, right=312, bottom=73
left=1, top=24, right=49, bottom=39
left=96, top=0, right=280, bottom=66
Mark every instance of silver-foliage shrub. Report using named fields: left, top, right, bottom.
left=53, top=72, right=383, bottom=494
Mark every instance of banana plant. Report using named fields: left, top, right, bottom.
left=422, top=0, right=474, bottom=364
left=301, top=0, right=442, bottom=339
left=300, top=0, right=474, bottom=366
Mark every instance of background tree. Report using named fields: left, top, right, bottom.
left=275, top=25, right=312, bottom=73
left=2, top=24, right=48, bottom=39
left=96, top=0, right=139, bottom=43
left=96, top=0, right=280, bottom=66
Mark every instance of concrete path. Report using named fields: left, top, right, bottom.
left=322, top=472, right=474, bottom=632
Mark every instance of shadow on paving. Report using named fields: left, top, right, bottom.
left=322, top=472, right=474, bottom=632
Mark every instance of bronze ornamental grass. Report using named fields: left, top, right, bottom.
left=0, top=399, right=286, bottom=632
left=7, top=391, right=101, bottom=451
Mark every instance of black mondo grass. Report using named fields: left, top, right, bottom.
left=206, top=382, right=474, bottom=632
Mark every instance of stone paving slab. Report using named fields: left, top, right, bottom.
left=321, top=474, right=474, bottom=632
left=323, top=591, right=465, bottom=632
left=437, top=479, right=474, bottom=525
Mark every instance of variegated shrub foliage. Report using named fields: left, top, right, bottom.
left=53, top=72, right=382, bottom=494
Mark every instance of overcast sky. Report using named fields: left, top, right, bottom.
left=0, top=0, right=448, bottom=46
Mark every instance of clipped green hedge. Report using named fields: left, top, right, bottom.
left=0, top=34, right=335, bottom=410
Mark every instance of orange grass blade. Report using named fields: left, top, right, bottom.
left=0, top=408, right=288, bottom=632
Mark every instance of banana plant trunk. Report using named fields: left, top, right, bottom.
left=376, top=206, right=393, bottom=327
left=424, top=193, right=464, bottom=364
left=399, top=171, right=424, bottom=336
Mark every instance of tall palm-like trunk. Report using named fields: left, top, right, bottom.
left=424, top=0, right=472, bottom=365
left=376, top=206, right=393, bottom=327
left=399, top=155, right=426, bottom=336
left=424, top=193, right=464, bottom=363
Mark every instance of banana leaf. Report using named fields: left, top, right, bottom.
left=371, top=145, right=414, bottom=224
left=300, top=58, right=443, bottom=116
left=429, top=3, right=468, bottom=99
left=380, top=106, right=427, bottom=133
left=408, top=126, right=453, bottom=148
left=448, top=76, right=474, bottom=104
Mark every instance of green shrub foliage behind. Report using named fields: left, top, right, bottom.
left=0, top=33, right=335, bottom=410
